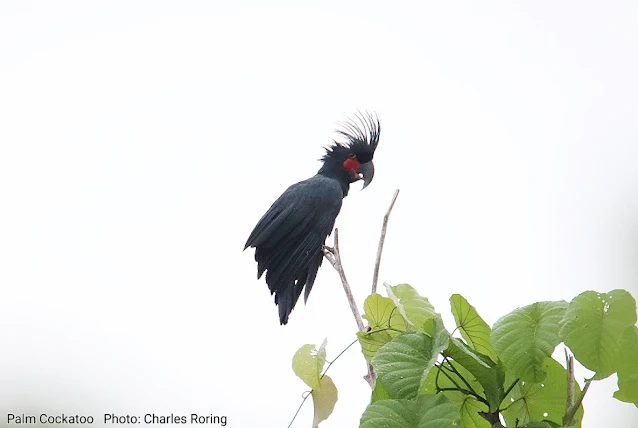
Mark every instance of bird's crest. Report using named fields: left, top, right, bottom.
left=322, top=111, right=380, bottom=163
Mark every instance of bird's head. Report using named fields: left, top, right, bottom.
left=319, top=112, right=380, bottom=189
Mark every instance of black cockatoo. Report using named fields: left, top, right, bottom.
left=245, top=113, right=381, bottom=324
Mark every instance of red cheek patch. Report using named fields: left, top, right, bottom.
left=343, top=156, right=360, bottom=172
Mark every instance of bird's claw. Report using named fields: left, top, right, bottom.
left=322, top=245, right=335, bottom=254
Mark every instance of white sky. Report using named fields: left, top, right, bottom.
left=1, top=1, right=637, bottom=427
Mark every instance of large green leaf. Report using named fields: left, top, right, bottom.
left=359, top=293, right=407, bottom=362
left=372, top=332, right=435, bottom=399
left=360, top=398, right=417, bottom=428
left=415, top=394, right=462, bottom=428
left=385, top=283, right=438, bottom=332
left=501, top=358, right=583, bottom=428
left=360, top=394, right=460, bottom=428
left=444, top=337, right=504, bottom=412
left=292, top=339, right=327, bottom=391
left=613, top=325, right=638, bottom=406
left=560, top=289, right=637, bottom=379
left=491, top=301, right=567, bottom=383
left=311, top=375, right=338, bottom=427
left=450, top=294, right=497, bottom=361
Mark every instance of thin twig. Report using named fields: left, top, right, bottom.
left=286, top=391, right=312, bottom=428
left=572, top=381, right=591, bottom=414
left=371, top=189, right=400, bottom=294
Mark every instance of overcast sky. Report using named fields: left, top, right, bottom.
left=1, top=1, right=637, bottom=427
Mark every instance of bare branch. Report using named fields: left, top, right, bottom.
left=371, top=189, right=400, bottom=294
left=563, top=349, right=590, bottom=427
left=323, top=229, right=376, bottom=387
left=323, top=191, right=401, bottom=388
left=565, top=349, right=575, bottom=414
left=322, top=229, right=365, bottom=332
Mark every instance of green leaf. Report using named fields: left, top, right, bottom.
left=613, top=325, right=638, bottom=406
left=358, top=330, right=395, bottom=363
left=421, top=357, right=484, bottom=398
left=292, top=339, right=327, bottom=391
left=450, top=294, right=497, bottom=361
left=372, top=332, right=435, bottom=399
left=384, top=283, right=438, bottom=331
left=363, top=293, right=407, bottom=331
left=360, top=399, right=417, bottom=428
left=491, top=301, right=567, bottom=383
left=431, top=317, right=451, bottom=364
left=360, top=394, right=460, bottom=428
left=415, top=394, right=462, bottom=428
left=371, top=377, right=391, bottom=403
left=358, top=293, right=407, bottom=362
left=519, top=423, right=557, bottom=428
left=420, top=358, right=490, bottom=427
left=560, top=289, right=637, bottom=379
left=444, top=391, right=490, bottom=428
left=502, top=358, right=583, bottom=428
left=415, top=318, right=451, bottom=394
left=311, top=375, right=338, bottom=427
left=444, top=337, right=504, bottom=412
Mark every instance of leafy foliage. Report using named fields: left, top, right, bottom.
left=444, top=337, right=504, bottom=412
left=501, top=358, right=583, bottom=427
left=491, top=301, right=567, bottom=383
left=360, top=394, right=460, bottom=428
left=422, top=361, right=490, bottom=428
left=559, top=289, right=637, bottom=379
left=311, top=375, right=338, bottom=428
left=292, top=339, right=327, bottom=391
left=371, top=378, right=391, bottom=403
left=358, top=293, right=407, bottom=362
left=613, top=325, right=638, bottom=405
left=291, top=340, right=338, bottom=427
left=385, top=283, right=438, bottom=331
left=450, top=294, right=497, bottom=361
left=372, top=332, right=436, bottom=399
left=291, top=286, right=638, bottom=427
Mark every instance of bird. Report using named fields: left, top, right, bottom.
left=244, top=112, right=381, bottom=324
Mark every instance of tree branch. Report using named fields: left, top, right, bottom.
left=322, top=190, right=402, bottom=389
left=563, top=349, right=590, bottom=427
left=323, top=229, right=377, bottom=388
left=322, top=229, right=365, bottom=332
left=564, top=349, right=575, bottom=418
left=371, top=189, right=400, bottom=294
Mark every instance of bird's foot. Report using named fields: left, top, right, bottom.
left=322, top=245, right=337, bottom=267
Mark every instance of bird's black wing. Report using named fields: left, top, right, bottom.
left=245, top=175, right=343, bottom=324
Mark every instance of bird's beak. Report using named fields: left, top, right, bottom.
left=359, top=161, right=375, bottom=189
